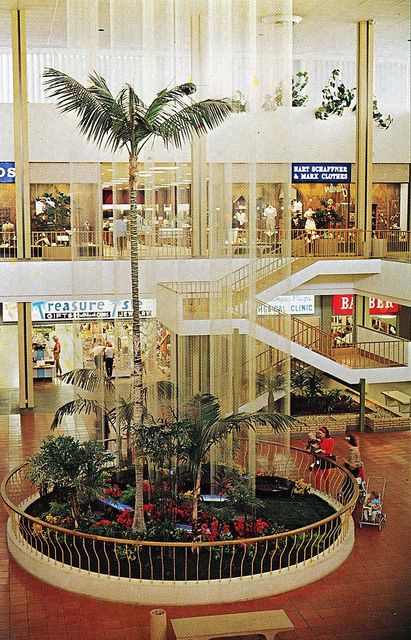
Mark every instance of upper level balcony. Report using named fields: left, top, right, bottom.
left=1, top=228, right=410, bottom=263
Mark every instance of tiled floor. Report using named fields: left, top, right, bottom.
left=0, top=408, right=410, bottom=640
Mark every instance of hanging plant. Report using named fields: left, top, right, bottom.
left=262, top=82, right=283, bottom=111
left=232, top=89, right=248, bottom=112
left=33, top=190, right=71, bottom=231
left=372, top=98, right=393, bottom=129
left=352, top=98, right=393, bottom=129
left=314, top=198, right=343, bottom=230
left=261, top=72, right=309, bottom=111
left=314, top=69, right=355, bottom=119
left=292, top=71, right=309, bottom=107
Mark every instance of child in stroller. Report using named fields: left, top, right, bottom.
left=363, top=491, right=382, bottom=522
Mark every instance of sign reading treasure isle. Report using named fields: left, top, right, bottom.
left=292, top=163, right=351, bottom=183
left=2, top=299, right=157, bottom=322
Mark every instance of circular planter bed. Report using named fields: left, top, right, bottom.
left=22, top=483, right=336, bottom=582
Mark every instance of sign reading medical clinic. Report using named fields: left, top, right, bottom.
left=264, top=295, right=315, bottom=315
left=0, top=162, right=15, bottom=183
left=292, top=163, right=351, bottom=183
left=2, top=299, right=156, bottom=322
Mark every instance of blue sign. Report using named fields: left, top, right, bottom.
left=292, top=163, right=351, bottom=183
left=0, top=162, right=15, bottom=183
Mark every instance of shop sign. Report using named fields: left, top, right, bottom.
left=292, top=163, right=351, bottom=183
left=2, top=299, right=156, bottom=322
left=332, top=295, right=399, bottom=315
left=260, top=295, right=315, bottom=315
left=332, top=295, right=354, bottom=315
left=369, top=298, right=399, bottom=315
left=0, top=162, right=15, bottom=183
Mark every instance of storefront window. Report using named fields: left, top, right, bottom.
left=101, top=162, right=191, bottom=258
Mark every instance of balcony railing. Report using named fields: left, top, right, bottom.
left=0, top=228, right=409, bottom=262
left=0, top=443, right=357, bottom=592
left=256, top=302, right=408, bottom=369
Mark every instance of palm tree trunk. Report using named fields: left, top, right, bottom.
left=192, top=467, right=202, bottom=534
left=129, top=153, right=146, bottom=533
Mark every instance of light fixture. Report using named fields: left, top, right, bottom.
left=259, top=14, right=302, bottom=25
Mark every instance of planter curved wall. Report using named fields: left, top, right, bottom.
left=7, top=515, right=355, bottom=605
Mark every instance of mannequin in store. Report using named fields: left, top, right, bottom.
left=234, top=208, right=247, bottom=228
left=263, top=204, right=277, bottom=233
left=2, top=220, right=15, bottom=244
left=304, top=208, right=317, bottom=247
left=291, top=199, right=302, bottom=215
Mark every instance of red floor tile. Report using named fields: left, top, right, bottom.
left=1, top=418, right=410, bottom=640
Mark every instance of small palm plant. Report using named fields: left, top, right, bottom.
left=180, top=393, right=295, bottom=532
left=44, top=68, right=239, bottom=532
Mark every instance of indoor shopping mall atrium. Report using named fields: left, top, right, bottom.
left=0, top=1, right=410, bottom=639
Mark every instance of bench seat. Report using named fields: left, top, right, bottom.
left=381, top=391, right=411, bottom=415
left=171, top=609, right=294, bottom=640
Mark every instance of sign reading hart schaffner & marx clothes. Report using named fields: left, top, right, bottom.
left=292, top=163, right=351, bottom=183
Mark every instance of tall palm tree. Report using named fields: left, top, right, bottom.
left=181, top=393, right=296, bottom=532
left=43, top=69, right=238, bottom=532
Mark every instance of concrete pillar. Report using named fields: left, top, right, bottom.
left=12, top=9, right=31, bottom=259
left=191, top=14, right=208, bottom=257
left=17, top=302, right=33, bottom=410
left=355, top=20, right=374, bottom=251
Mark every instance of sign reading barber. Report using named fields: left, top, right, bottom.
left=292, top=163, right=351, bottom=183
left=0, top=162, right=15, bottom=183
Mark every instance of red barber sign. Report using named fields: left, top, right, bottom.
left=332, top=295, right=354, bottom=315
left=332, top=295, right=399, bottom=315
left=368, top=298, right=399, bottom=315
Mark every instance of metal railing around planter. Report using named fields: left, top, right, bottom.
left=1, top=443, right=357, bottom=584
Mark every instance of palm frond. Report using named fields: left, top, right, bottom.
left=184, top=393, right=221, bottom=428
left=59, top=368, right=115, bottom=394
left=144, top=83, right=197, bottom=125
left=220, top=411, right=296, bottom=433
left=117, top=396, right=134, bottom=427
left=50, top=398, right=101, bottom=431
left=43, top=68, right=130, bottom=153
left=155, top=99, right=236, bottom=148
left=155, top=379, right=174, bottom=401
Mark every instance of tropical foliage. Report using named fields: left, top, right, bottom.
left=26, top=435, right=114, bottom=526
left=290, top=367, right=357, bottom=415
left=32, top=190, right=71, bottom=231
left=44, top=67, right=238, bottom=532
left=315, top=69, right=355, bottom=120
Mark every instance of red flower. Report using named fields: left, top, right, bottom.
left=254, top=518, right=268, bottom=535
left=117, top=508, right=133, bottom=528
left=234, top=518, right=245, bottom=537
left=94, top=519, right=112, bottom=527
left=103, top=484, right=123, bottom=499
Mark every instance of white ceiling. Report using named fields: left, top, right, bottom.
left=0, top=0, right=409, bottom=56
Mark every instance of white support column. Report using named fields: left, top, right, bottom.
left=355, top=20, right=374, bottom=249
left=17, top=302, right=33, bottom=410
left=12, top=8, right=30, bottom=259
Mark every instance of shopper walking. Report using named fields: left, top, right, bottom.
left=104, top=341, right=114, bottom=379
left=113, top=213, right=128, bottom=256
left=341, top=434, right=363, bottom=501
left=90, top=340, right=105, bottom=369
left=52, top=335, right=62, bottom=376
